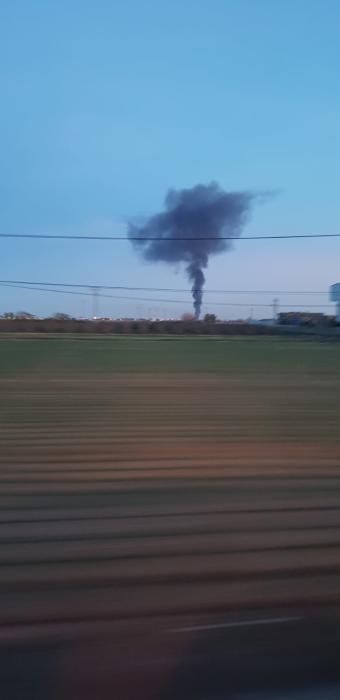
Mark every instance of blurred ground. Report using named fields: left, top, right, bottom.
left=1, top=336, right=340, bottom=698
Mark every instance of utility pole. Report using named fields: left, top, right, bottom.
left=91, top=286, right=100, bottom=319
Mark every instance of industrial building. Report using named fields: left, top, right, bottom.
left=330, top=284, right=340, bottom=322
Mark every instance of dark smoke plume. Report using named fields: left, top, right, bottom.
left=129, top=182, right=254, bottom=318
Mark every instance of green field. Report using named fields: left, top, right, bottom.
left=2, top=332, right=340, bottom=632
left=1, top=335, right=340, bottom=376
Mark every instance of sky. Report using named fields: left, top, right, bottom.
left=0, top=0, right=339, bottom=319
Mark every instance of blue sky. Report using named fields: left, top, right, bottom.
left=0, top=0, right=339, bottom=318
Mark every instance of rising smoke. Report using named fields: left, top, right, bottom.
left=128, top=182, right=255, bottom=318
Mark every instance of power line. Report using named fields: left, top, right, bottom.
left=0, top=282, right=333, bottom=309
left=0, top=279, right=330, bottom=295
left=0, top=283, right=94, bottom=297
left=0, top=282, right=270, bottom=306
left=0, top=233, right=340, bottom=241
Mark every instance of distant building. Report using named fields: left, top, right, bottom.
left=255, top=319, right=276, bottom=327
left=330, top=284, right=340, bottom=322
left=278, top=312, right=331, bottom=327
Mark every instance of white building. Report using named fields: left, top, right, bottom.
left=330, top=284, right=340, bottom=322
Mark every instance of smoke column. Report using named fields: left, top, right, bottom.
left=129, top=182, right=254, bottom=318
